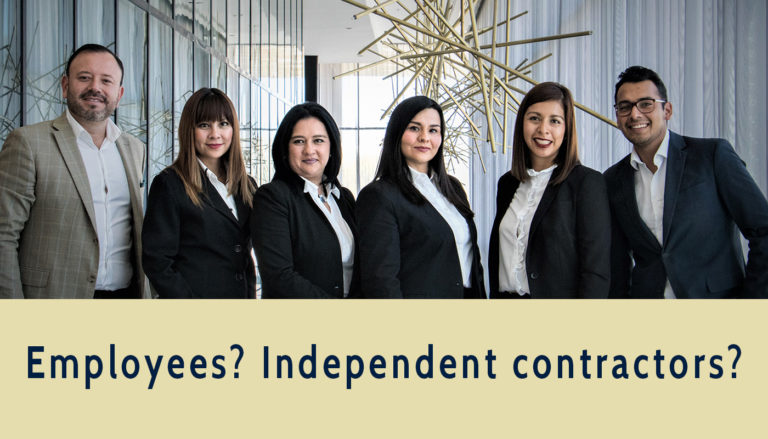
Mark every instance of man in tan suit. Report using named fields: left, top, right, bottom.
left=0, top=44, right=147, bottom=298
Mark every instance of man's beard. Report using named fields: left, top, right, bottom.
left=67, top=90, right=116, bottom=122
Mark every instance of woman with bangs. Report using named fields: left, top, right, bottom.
left=143, top=88, right=257, bottom=298
left=488, top=82, right=610, bottom=299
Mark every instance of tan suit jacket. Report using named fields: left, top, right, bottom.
left=0, top=112, right=148, bottom=298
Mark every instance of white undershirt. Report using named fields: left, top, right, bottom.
left=498, top=164, right=556, bottom=295
left=302, top=177, right=355, bottom=297
left=408, top=167, right=473, bottom=288
left=198, top=159, right=238, bottom=220
left=630, top=129, right=675, bottom=299
left=66, top=109, right=132, bottom=291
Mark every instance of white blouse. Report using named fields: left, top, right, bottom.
left=498, top=165, right=557, bottom=295
left=301, top=177, right=355, bottom=297
left=408, top=167, right=473, bottom=288
left=198, top=159, right=239, bottom=220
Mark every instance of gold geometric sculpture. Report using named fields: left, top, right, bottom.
left=337, top=0, right=615, bottom=172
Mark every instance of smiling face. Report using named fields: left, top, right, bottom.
left=400, top=108, right=442, bottom=174
left=288, top=117, right=330, bottom=185
left=522, top=100, right=566, bottom=171
left=194, top=119, right=233, bottom=170
left=61, top=51, right=124, bottom=124
left=615, top=79, right=672, bottom=153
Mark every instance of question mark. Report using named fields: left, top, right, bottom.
left=230, top=344, right=244, bottom=378
left=727, top=344, right=741, bottom=378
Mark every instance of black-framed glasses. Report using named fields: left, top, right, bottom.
left=614, top=98, right=666, bottom=116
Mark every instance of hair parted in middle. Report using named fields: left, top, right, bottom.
left=271, top=102, right=343, bottom=192
left=375, top=95, right=472, bottom=217
left=511, top=81, right=580, bottom=185
left=173, top=87, right=255, bottom=207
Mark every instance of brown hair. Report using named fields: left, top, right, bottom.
left=511, top=82, right=579, bottom=185
left=172, top=88, right=255, bottom=206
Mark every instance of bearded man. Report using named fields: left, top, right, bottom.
left=0, top=44, right=148, bottom=298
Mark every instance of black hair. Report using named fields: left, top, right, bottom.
left=65, top=44, right=124, bottom=85
left=614, top=66, right=667, bottom=103
left=271, top=102, right=342, bottom=190
left=375, top=95, right=472, bottom=217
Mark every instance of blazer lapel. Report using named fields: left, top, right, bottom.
left=662, top=132, right=686, bottom=245
left=115, top=135, right=144, bottom=220
left=51, top=113, right=98, bottom=233
left=616, top=157, right=661, bottom=250
left=528, top=180, right=558, bottom=241
left=201, top=173, right=240, bottom=226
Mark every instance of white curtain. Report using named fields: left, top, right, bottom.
left=470, top=0, right=767, bottom=283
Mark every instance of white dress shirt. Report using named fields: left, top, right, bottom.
left=302, top=177, right=355, bottom=297
left=408, top=167, right=473, bottom=288
left=498, top=164, right=557, bottom=295
left=630, top=129, right=675, bottom=299
left=66, top=109, right=132, bottom=291
left=198, top=158, right=238, bottom=220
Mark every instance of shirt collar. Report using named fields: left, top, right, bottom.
left=197, top=158, right=228, bottom=185
left=300, top=176, right=339, bottom=199
left=630, top=129, right=670, bottom=170
left=526, top=163, right=558, bottom=177
left=65, top=108, right=122, bottom=145
left=408, top=166, right=436, bottom=184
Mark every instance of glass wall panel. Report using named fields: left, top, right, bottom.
left=250, top=83, right=260, bottom=182
left=0, top=0, right=21, bottom=144
left=211, top=0, right=226, bottom=54
left=175, top=0, right=193, bottom=33
left=150, top=0, right=172, bottom=17
left=339, top=129, right=358, bottom=193
left=76, top=0, right=115, bottom=47
left=194, top=45, right=211, bottom=89
left=358, top=129, right=385, bottom=189
left=239, top=76, right=251, bottom=174
left=148, top=16, right=173, bottom=186
left=194, top=0, right=211, bottom=46
left=116, top=0, right=147, bottom=142
left=174, top=32, right=194, bottom=158
left=227, top=66, right=239, bottom=115
left=226, top=0, right=239, bottom=65
left=212, top=56, right=227, bottom=91
left=23, top=0, right=73, bottom=124
left=239, top=0, right=250, bottom=74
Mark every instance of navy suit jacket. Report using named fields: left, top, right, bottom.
left=356, top=177, right=486, bottom=299
left=252, top=176, right=360, bottom=298
left=142, top=168, right=257, bottom=298
left=604, top=131, right=768, bottom=298
left=489, top=165, right=611, bottom=298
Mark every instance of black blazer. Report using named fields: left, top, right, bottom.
left=142, top=168, right=256, bottom=298
left=488, top=164, right=611, bottom=298
left=356, top=177, right=486, bottom=298
left=604, top=131, right=768, bottom=298
left=251, top=177, right=359, bottom=298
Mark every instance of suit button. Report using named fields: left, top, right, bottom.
left=88, top=274, right=96, bottom=283
left=234, top=245, right=242, bottom=253
left=334, top=286, right=339, bottom=290
left=529, top=272, right=538, bottom=279
left=235, top=273, right=244, bottom=281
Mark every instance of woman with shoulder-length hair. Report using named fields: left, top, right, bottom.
left=142, top=87, right=257, bottom=298
left=489, top=81, right=610, bottom=299
left=356, top=95, right=485, bottom=298
left=252, top=102, right=358, bottom=298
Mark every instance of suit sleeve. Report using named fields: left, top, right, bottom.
left=141, top=172, right=195, bottom=298
left=713, top=141, right=768, bottom=297
left=0, top=130, right=35, bottom=298
left=356, top=183, right=403, bottom=298
left=251, top=184, right=333, bottom=298
left=575, top=171, right=611, bottom=298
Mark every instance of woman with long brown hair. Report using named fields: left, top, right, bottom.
left=488, top=82, right=610, bottom=298
left=142, top=88, right=257, bottom=298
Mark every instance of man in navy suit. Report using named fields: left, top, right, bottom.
left=604, top=66, right=768, bottom=298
